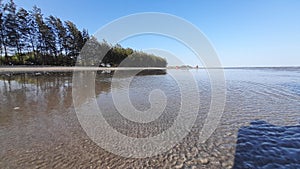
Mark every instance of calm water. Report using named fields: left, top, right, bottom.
left=0, top=68, right=300, bottom=169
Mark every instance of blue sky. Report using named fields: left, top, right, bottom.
left=13, top=0, right=300, bottom=67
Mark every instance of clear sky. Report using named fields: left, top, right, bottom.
left=13, top=0, right=300, bottom=67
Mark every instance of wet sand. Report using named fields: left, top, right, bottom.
left=0, top=69, right=300, bottom=168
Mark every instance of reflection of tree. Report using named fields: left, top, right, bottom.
left=0, top=73, right=115, bottom=127
left=0, top=71, right=166, bottom=127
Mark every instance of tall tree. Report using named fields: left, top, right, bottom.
left=57, top=18, right=68, bottom=55
left=3, top=0, right=18, bottom=61
left=82, top=28, right=89, bottom=46
left=16, top=7, right=30, bottom=62
left=0, top=1, right=168, bottom=67
left=34, top=6, right=56, bottom=64
left=43, top=20, right=56, bottom=59
left=65, top=21, right=83, bottom=57
left=0, top=0, right=4, bottom=59
left=28, top=5, right=41, bottom=63
left=46, top=15, right=67, bottom=58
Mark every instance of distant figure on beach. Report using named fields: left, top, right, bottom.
left=196, top=65, right=199, bottom=69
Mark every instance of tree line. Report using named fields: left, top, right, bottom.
left=0, top=0, right=89, bottom=65
left=79, top=37, right=167, bottom=67
left=100, top=43, right=167, bottom=67
left=0, top=0, right=167, bottom=67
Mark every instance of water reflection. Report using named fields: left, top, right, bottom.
left=0, top=69, right=300, bottom=168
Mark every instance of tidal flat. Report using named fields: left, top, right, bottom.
left=0, top=68, right=300, bottom=169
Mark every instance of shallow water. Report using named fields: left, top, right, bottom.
left=0, top=68, right=300, bottom=168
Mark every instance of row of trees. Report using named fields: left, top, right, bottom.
left=0, top=0, right=167, bottom=67
left=79, top=38, right=167, bottom=67
left=0, top=0, right=89, bottom=65
left=103, top=44, right=166, bottom=67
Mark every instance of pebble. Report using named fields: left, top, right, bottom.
left=185, top=160, right=194, bottom=166
left=221, top=161, right=233, bottom=168
left=199, top=158, right=209, bottom=165
left=190, top=166, right=197, bottom=169
left=174, top=161, right=184, bottom=169
left=13, top=107, right=20, bottom=110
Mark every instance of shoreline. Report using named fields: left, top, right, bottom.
left=0, top=66, right=166, bottom=73
left=0, top=66, right=299, bottom=74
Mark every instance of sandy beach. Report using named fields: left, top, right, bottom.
left=0, top=68, right=300, bottom=168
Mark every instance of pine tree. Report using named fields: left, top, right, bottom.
left=0, top=0, right=4, bottom=58
left=44, top=20, right=57, bottom=59
left=16, top=7, right=30, bottom=62
left=46, top=15, right=68, bottom=58
left=56, top=18, right=67, bottom=55
left=34, top=6, right=56, bottom=64
left=65, top=21, right=83, bottom=57
left=82, top=29, right=90, bottom=45
left=28, top=6, right=41, bottom=64
left=0, top=0, right=167, bottom=67
left=3, top=0, right=19, bottom=62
